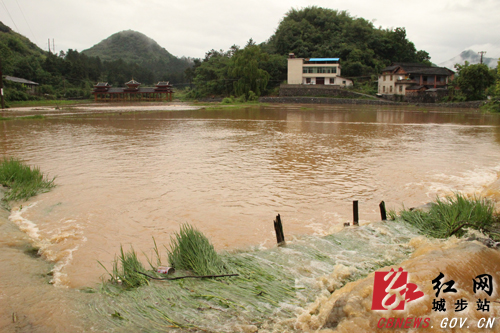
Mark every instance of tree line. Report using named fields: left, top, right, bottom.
left=3, top=50, right=187, bottom=102
left=185, top=6, right=432, bottom=100
left=2, top=7, right=499, bottom=104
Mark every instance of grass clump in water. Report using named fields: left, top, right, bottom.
left=0, top=157, right=56, bottom=204
left=102, top=224, right=228, bottom=291
left=100, top=245, right=150, bottom=290
left=397, top=193, right=496, bottom=238
left=167, top=223, right=226, bottom=276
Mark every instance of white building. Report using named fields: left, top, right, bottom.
left=287, top=54, right=353, bottom=87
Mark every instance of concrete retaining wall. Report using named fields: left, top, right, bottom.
left=279, top=84, right=365, bottom=99
left=260, top=96, right=398, bottom=105
left=259, top=96, right=484, bottom=109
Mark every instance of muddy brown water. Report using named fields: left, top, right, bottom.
left=1, top=104, right=500, bottom=332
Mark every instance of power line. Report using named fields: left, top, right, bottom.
left=15, top=0, right=38, bottom=45
left=0, top=0, right=20, bottom=33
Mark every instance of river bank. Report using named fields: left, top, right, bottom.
left=259, top=96, right=485, bottom=110
left=0, top=98, right=489, bottom=119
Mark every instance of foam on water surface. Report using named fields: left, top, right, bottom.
left=8, top=201, right=87, bottom=287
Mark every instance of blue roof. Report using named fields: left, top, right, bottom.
left=308, top=58, right=339, bottom=62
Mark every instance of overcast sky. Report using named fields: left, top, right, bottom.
left=1, top=0, right=499, bottom=65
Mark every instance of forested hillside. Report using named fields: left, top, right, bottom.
left=187, top=6, right=431, bottom=99
left=0, top=21, right=46, bottom=75
left=0, top=22, right=191, bottom=102
left=82, top=30, right=192, bottom=85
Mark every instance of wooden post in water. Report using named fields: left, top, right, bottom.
left=0, top=58, right=4, bottom=110
left=379, top=201, right=387, bottom=221
left=353, top=200, right=359, bottom=226
left=274, top=214, right=286, bottom=246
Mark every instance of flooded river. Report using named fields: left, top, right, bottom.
left=1, top=104, right=500, bottom=332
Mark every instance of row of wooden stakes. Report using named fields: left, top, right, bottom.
left=273, top=201, right=388, bottom=245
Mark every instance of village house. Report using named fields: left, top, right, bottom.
left=287, top=54, right=353, bottom=87
left=378, top=63, right=454, bottom=98
left=4, top=75, right=39, bottom=95
left=92, top=80, right=173, bottom=102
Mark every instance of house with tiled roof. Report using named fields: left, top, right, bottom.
left=4, top=75, right=39, bottom=94
left=378, top=63, right=454, bottom=97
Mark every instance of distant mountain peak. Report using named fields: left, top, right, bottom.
left=439, top=49, right=498, bottom=70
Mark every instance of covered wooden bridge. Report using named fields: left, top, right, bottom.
left=92, top=80, right=173, bottom=102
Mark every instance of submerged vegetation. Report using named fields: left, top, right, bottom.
left=95, top=222, right=421, bottom=331
left=0, top=157, right=56, bottom=204
left=395, top=194, right=498, bottom=240
left=99, top=245, right=150, bottom=290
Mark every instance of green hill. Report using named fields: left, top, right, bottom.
left=264, top=7, right=431, bottom=77
left=0, top=21, right=47, bottom=77
left=82, top=30, right=192, bottom=83
left=0, top=22, right=192, bottom=102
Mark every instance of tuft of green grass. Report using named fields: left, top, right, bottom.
left=397, top=193, right=495, bottom=238
left=0, top=157, right=56, bottom=203
left=100, top=245, right=150, bottom=290
left=387, top=209, right=398, bottom=221
left=167, top=223, right=226, bottom=276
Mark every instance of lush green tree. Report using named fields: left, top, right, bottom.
left=228, top=41, right=270, bottom=99
left=260, top=53, right=287, bottom=92
left=454, top=61, right=495, bottom=101
left=385, top=28, right=419, bottom=63
left=184, top=59, right=201, bottom=89
left=188, top=43, right=285, bottom=98
left=416, top=50, right=432, bottom=65
left=190, top=48, right=236, bottom=97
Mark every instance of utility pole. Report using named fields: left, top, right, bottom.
left=478, top=51, right=487, bottom=64
left=48, top=38, right=51, bottom=53
left=0, top=57, right=5, bottom=109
